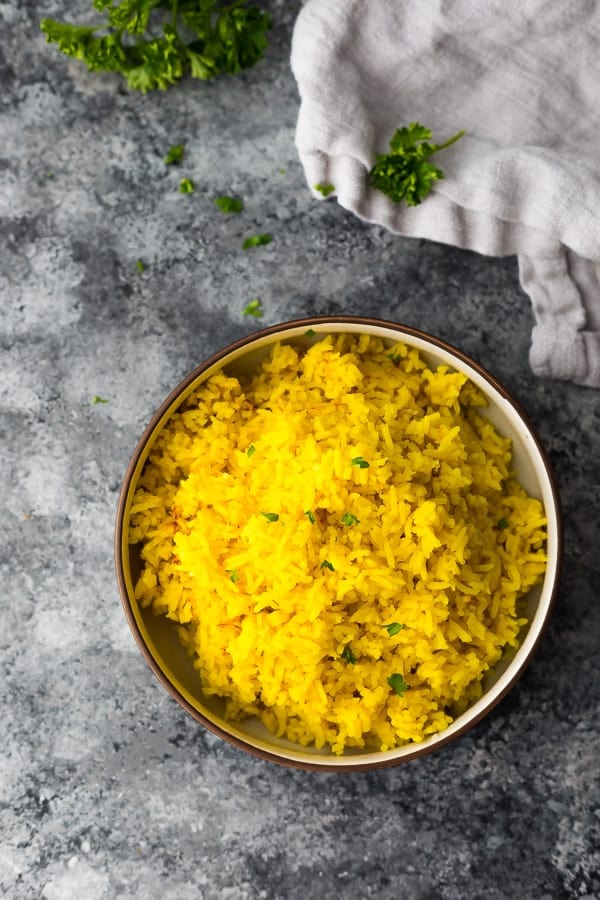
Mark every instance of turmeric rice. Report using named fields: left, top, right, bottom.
left=129, top=333, right=547, bottom=753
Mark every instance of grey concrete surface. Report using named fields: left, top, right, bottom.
left=2, top=2, right=599, bottom=898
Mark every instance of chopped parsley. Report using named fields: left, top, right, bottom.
left=305, top=510, right=316, bottom=524
left=384, top=622, right=405, bottom=636
left=370, top=122, right=464, bottom=207
left=497, top=517, right=510, bottom=529
left=314, top=182, right=335, bottom=197
left=320, top=560, right=334, bottom=571
left=179, top=178, right=195, bottom=194
left=214, top=195, right=244, bottom=214
left=261, top=512, right=279, bottom=522
left=135, top=258, right=145, bottom=273
left=227, top=569, right=239, bottom=583
left=246, top=445, right=256, bottom=458
left=242, top=298, right=263, bottom=318
left=304, top=329, right=316, bottom=337
left=91, top=395, right=109, bottom=404
left=242, top=233, right=272, bottom=250
left=40, top=3, right=271, bottom=93
left=341, top=512, right=360, bottom=526
left=387, top=352, right=402, bottom=365
left=164, top=144, right=185, bottom=165
left=341, top=646, right=356, bottom=665
left=388, top=673, right=409, bottom=697
left=351, top=456, right=369, bottom=468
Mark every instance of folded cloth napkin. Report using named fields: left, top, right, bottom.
left=291, top=0, right=600, bottom=386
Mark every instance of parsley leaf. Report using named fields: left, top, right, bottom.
left=179, top=177, right=195, bottom=194
left=242, top=233, right=272, bottom=250
left=164, top=143, right=185, bottom=165
left=314, top=182, right=335, bottom=197
left=227, top=569, right=239, bottom=583
left=214, top=195, right=244, bottom=214
left=246, top=444, right=256, bottom=458
left=351, top=456, right=369, bottom=469
left=388, top=673, right=409, bottom=697
left=304, top=329, right=316, bottom=337
left=384, top=622, right=405, bottom=636
left=242, top=298, right=263, bottom=318
left=341, top=512, right=360, bottom=526
left=341, top=646, right=356, bottom=665
left=497, top=517, right=510, bottom=529
left=40, top=2, right=271, bottom=93
left=135, top=258, right=145, bottom=273
left=91, top=395, right=109, bottom=404
left=261, top=512, right=279, bottom=522
left=320, top=560, right=334, bottom=571
left=370, top=122, right=464, bottom=207
left=305, top=510, right=316, bottom=524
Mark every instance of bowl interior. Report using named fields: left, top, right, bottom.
left=117, top=319, right=561, bottom=769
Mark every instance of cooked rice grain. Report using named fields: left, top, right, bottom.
left=129, top=334, right=547, bottom=753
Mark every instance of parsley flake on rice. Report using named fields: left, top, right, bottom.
left=129, top=333, right=547, bottom=754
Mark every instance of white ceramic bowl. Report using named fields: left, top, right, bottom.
left=115, top=316, right=562, bottom=770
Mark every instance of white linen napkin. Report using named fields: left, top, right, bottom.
left=291, top=0, right=600, bottom=386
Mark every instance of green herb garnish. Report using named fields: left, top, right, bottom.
left=261, top=512, right=279, bottom=522
left=387, top=352, right=402, bottom=365
left=370, top=122, right=464, bottom=207
left=227, top=569, right=239, bottom=583
left=304, top=329, right=316, bottom=337
left=388, top=673, right=409, bottom=697
left=305, top=510, right=316, bottom=524
left=246, top=445, right=256, bottom=458
left=320, top=560, right=334, bottom=571
left=164, top=144, right=185, bottom=165
left=40, top=2, right=271, bottom=93
left=314, top=182, right=335, bottom=197
left=242, top=233, right=272, bottom=250
left=497, top=518, right=510, bottom=529
left=179, top=177, right=195, bottom=194
left=384, top=622, right=405, bottom=636
left=242, top=298, right=263, bottom=318
left=91, top=395, right=109, bottom=404
left=351, top=456, right=369, bottom=469
left=341, top=646, right=356, bottom=665
left=135, top=258, right=145, bottom=273
left=214, top=195, right=244, bottom=214
left=341, top=512, right=360, bottom=526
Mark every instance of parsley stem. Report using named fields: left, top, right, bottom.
left=220, top=0, right=248, bottom=11
left=435, top=130, right=465, bottom=152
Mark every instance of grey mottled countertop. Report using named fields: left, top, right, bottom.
left=2, top=2, right=600, bottom=898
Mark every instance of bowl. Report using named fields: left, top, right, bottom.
left=115, top=316, right=562, bottom=771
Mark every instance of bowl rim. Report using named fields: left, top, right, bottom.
left=114, top=315, right=563, bottom=771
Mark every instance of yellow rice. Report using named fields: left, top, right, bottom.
left=129, top=333, right=547, bottom=754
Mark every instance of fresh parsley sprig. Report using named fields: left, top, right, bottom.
left=370, top=122, right=464, bottom=207
left=40, top=0, right=271, bottom=93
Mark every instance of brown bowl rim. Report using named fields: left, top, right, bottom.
left=114, top=315, right=563, bottom=772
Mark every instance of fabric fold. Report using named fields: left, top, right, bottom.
left=291, top=0, right=600, bottom=386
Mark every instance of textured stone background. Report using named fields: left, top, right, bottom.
left=2, top=2, right=600, bottom=898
